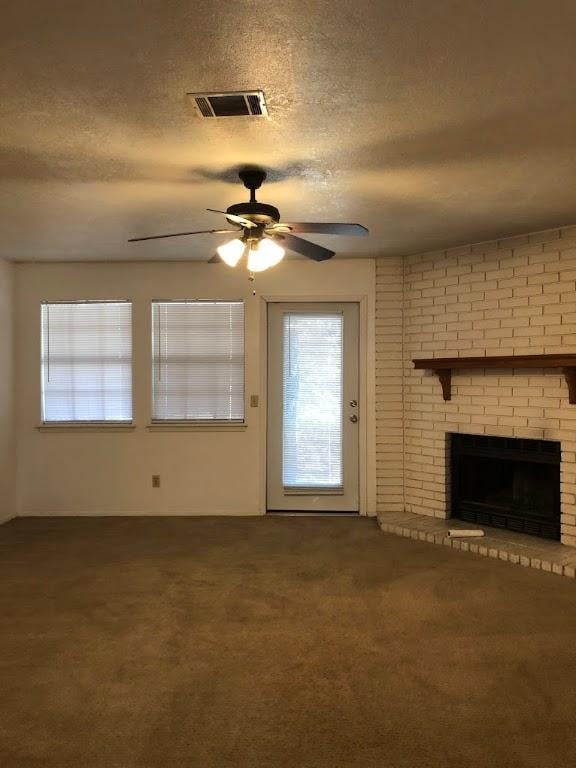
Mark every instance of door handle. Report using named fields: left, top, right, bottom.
left=349, top=414, right=358, bottom=423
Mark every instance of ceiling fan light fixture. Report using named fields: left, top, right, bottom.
left=217, top=238, right=245, bottom=267
left=247, top=238, right=285, bottom=272
left=260, top=237, right=285, bottom=267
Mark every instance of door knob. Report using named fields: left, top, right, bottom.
left=349, top=414, right=358, bottom=423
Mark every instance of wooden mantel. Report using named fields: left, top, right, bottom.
left=412, top=354, right=576, bottom=404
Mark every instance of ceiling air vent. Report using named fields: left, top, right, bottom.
left=188, top=90, right=268, bottom=118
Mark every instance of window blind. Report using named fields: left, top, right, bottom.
left=152, top=301, right=244, bottom=422
left=41, top=301, right=132, bottom=422
left=282, top=313, right=344, bottom=488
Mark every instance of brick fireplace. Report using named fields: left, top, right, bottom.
left=375, top=224, right=576, bottom=548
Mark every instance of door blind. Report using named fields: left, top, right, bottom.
left=282, top=313, right=344, bottom=488
left=41, top=301, right=132, bottom=422
left=152, top=301, right=244, bottom=422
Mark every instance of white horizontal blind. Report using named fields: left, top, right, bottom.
left=152, top=301, right=244, bottom=421
left=282, top=313, right=344, bottom=488
left=41, top=301, right=132, bottom=422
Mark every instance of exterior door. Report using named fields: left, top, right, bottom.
left=267, top=302, right=359, bottom=512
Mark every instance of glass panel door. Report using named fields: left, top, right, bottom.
left=267, top=302, right=359, bottom=512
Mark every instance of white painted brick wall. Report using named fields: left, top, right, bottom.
left=375, top=257, right=404, bottom=512
left=376, top=225, right=576, bottom=547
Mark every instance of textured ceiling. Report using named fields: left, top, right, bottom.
left=2, top=0, right=576, bottom=261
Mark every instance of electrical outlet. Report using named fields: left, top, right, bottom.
left=250, top=394, right=259, bottom=408
left=152, top=475, right=161, bottom=488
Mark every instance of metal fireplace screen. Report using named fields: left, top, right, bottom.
left=450, top=434, right=560, bottom=541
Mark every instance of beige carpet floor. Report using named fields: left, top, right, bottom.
left=1, top=516, right=576, bottom=767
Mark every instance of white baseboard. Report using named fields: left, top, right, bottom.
left=17, top=508, right=264, bottom=517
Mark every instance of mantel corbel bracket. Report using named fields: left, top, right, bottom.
left=433, top=369, right=452, bottom=401
left=563, top=367, right=576, bottom=405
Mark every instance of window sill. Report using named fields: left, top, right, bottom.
left=37, top=422, right=136, bottom=433
left=146, top=422, right=247, bottom=432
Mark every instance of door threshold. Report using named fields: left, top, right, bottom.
left=267, top=510, right=360, bottom=516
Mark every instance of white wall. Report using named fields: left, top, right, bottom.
left=0, top=260, right=15, bottom=523
left=15, top=259, right=375, bottom=516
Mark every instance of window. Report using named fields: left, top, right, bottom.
left=41, top=301, right=132, bottom=423
left=152, top=301, right=244, bottom=422
left=282, top=313, right=344, bottom=489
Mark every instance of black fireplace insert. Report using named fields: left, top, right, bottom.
left=450, top=433, right=561, bottom=540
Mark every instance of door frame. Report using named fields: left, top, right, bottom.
left=258, top=293, right=375, bottom=516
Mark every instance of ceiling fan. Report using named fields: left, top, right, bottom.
left=128, top=168, right=368, bottom=272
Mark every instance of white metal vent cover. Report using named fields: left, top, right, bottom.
left=187, top=90, right=268, bottom=118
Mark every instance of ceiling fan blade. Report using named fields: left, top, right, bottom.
left=207, top=209, right=257, bottom=228
left=128, top=229, right=235, bottom=243
left=279, top=223, right=368, bottom=236
left=280, top=233, right=335, bottom=262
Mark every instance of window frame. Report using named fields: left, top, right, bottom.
left=150, top=299, right=246, bottom=425
left=40, top=299, right=133, bottom=426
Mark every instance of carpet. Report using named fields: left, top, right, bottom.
left=1, top=515, right=575, bottom=767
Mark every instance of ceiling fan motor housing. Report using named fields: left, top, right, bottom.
left=226, top=201, right=280, bottom=226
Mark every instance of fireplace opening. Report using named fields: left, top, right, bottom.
left=450, top=434, right=560, bottom=541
